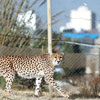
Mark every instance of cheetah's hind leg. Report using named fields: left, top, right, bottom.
left=3, top=69, right=15, bottom=96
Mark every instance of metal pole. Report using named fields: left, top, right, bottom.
left=47, top=0, right=53, bottom=95
left=47, top=0, right=52, bottom=54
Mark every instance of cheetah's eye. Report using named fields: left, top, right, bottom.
left=60, top=57, right=63, bottom=59
left=55, top=56, right=57, bottom=59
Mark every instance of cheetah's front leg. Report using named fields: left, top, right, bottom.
left=45, top=75, right=69, bottom=98
left=34, top=77, right=42, bottom=97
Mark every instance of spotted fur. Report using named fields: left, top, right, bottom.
left=0, top=53, right=69, bottom=97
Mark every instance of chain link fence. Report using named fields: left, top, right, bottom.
left=0, top=0, right=100, bottom=98
left=0, top=33, right=99, bottom=76
left=61, top=41, right=100, bottom=97
left=0, top=33, right=100, bottom=97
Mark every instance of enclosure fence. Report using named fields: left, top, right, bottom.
left=0, top=33, right=99, bottom=76
left=0, top=33, right=100, bottom=96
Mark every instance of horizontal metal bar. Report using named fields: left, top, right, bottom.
left=64, top=41, right=100, bottom=49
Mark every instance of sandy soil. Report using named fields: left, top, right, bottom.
left=0, top=89, right=68, bottom=100
left=0, top=88, right=100, bottom=100
left=0, top=78, right=100, bottom=100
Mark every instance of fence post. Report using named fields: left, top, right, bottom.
left=86, top=53, right=100, bottom=75
left=47, top=0, right=53, bottom=96
left=47, top=0, right=52, bottom=55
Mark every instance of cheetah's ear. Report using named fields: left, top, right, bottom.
left=61, top=52, right=64, bottom=56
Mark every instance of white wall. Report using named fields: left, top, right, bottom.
left=17, top=10, right=37, bottom=31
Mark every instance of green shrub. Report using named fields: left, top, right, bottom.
left=54, top=72, right=64, bottom=80
left=0, top=77, right=6, bottom=89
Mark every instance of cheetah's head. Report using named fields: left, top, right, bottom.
left=50, top=53, right=64, bottom=66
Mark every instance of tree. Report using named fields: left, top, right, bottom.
left=60, top=29, right=81, bottom=53
left=0, top=0, right=46, bottom=48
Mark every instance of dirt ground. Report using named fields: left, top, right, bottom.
left=0, top=89, right=68, bottom=100
left=0, top=88, right=100, bottom=100
left=0, top=76, right=100, bottom=100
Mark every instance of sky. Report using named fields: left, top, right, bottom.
left=32, top=0, right=100, bottom=32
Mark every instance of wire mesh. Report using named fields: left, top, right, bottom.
left=0, top=0, right=100, bottom=98
left=0, top=32, right=100, bottom=98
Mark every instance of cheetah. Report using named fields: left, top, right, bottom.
left=0, top=53, right=69, bottom=98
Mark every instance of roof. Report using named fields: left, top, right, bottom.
left=63, top=33, right=99, bottom=39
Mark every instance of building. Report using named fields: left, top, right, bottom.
left=97, top=23, right=100, bottom=33
left=60, top=4, right=96, bottom=32
left=17, top=10, right=38, bottom=34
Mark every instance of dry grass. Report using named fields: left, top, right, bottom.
left=0, top=88, right=68, bottom=100
left=0, top=86, right=100, bottom=100
left=1, top=76, right=100, bottom=100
